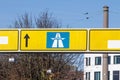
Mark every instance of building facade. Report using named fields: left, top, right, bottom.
left=84, top=54, right=120, bottom=80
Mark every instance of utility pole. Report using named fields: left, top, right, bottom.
left=102, top=6, right=109, bottom=80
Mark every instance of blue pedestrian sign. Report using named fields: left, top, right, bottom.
left=47, top=32, right=69, bottom=48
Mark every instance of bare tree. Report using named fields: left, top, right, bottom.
left=14, top=13, right=33, bottom=28
left=35, top=11, right=61, bottom=28
left=0, top=11, right=84, bottom=80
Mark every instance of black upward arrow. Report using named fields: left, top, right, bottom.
left=24, top=34, right=30, bottom=47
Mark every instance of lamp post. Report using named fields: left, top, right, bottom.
left=102, top=6, right=109, bottom=80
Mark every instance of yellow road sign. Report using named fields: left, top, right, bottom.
left=90, top=29, right=120, bottom=51
left=0, top=30, right=18, bottom=51
left=20, top=29, right=87, bottom=51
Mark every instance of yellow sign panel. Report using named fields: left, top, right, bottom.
left=90, top=29, right=120, bottom=51
left=0, top=30, right=18, bottom=51
left=20, top=29, right=87, bottom=51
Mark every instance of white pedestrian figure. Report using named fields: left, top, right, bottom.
left=51, top=33, right=65, bottom=48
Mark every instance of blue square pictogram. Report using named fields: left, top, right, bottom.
left=47, top=32, right=69, bottom=48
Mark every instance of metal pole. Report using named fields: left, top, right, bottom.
left=102, top=6, right=109, bottom=80
left=103, top=6, right=109, bottom=28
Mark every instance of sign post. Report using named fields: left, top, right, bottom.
left=20, top=29, right=87, bottom=51
left=89, top=29, right=120, bottom=51
left=0, top=30, right=18, bottom=51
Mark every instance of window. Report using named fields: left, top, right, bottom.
left=86, top=57, right=91, bottom=66
left=108, top=56, right=111, bottom=64
left=86, top=72, right=90, bottom=80
left=95, top=57, right=101, bottom=65
left=94, top=72, right=100, bottom=80
left=108, top=71, right=110, bottom=80
left=113, top=71, right=119, bottom=80
left=114, top=55, right=120, bottom=64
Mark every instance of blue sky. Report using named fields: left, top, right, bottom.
left=0, top=0, right=120, bottom=28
